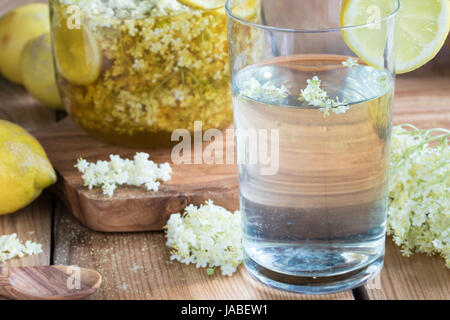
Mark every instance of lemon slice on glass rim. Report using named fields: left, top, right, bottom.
left=340, top=0, right=450, bottom=74
left=53, top=17, right=101, bottom=86
left=179, top=0, right=258, bottom=21
left=178, top=0, right=226, bottom=10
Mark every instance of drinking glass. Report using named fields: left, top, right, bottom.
left=226, top=0, right=400, bottom=294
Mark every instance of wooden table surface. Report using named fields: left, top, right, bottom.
left=0, top=0, right=449, bottom=300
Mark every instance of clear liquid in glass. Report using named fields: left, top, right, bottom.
left=232, top=54, right=393, bottom=293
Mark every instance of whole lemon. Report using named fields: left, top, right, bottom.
left=0, top=3, right=50, bottom=84
left=0, top=120, right=56, bottom=215
left=21, top=33, right=63, bottom=109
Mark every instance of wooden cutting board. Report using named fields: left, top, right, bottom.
left=35, top=118, right=239, bottom=232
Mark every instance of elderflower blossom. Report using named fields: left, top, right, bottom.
left=165, top=200, right=243, bottom=276
left=241, top=78, right=290, bottom=103
left=0, top=233, right=42, bottom=263
left=342, top=57, right=359, bottom=68
left=298, top=76, right=350, bottom=117
left=388, top=125, right=450, bottom=267
left=75, top=153, right=172, bottom=197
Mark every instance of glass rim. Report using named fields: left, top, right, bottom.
left=225, top=0, right=401, bottom=33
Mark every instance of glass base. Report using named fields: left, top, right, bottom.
left=244, top=254, right=383, bottom=295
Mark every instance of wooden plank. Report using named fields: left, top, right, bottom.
left=0, top=192, right=52, bottom=267
left=0, top=0, right=54, bottom=274
left=364, top=237, right=450, bottom=300
left=0, top=79, right=55, bottom=274
left=0, top=78, right=55, bottom=272
left=0, top=78, right=56, bottom=132
left=393, top=77, right=450, bottom=129
left=0, top=0, right=55, bottom=131
left=0, top=81, right=54, bottom=300
left=53, top=202, right=354, bottom=300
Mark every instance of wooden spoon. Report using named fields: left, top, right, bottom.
left=0, top=265, right=102, bottom=300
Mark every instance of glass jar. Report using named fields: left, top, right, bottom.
left=49, top=0, right=239, bottom=148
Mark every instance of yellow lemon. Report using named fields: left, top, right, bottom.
left=198, top=0, right=259, bottom=21
left=0, top=120, right=56, bottom=215
left=0, top=3, right=50, bottom=84
left=178, top=0, right=226, bottom=10
left=52, top=8, right=101, bottom=86
left=229, top=0, right=260, bottom=21
left=340, top=0, right=450, bottom=74
left=20, top=33, right=63, bottom=109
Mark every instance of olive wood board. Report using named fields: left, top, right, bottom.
left=34, top=118, right=239, bottom=232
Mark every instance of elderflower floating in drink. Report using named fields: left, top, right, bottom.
left=241, top=77, right=290, bottom=103
left=298, top=76, right=350, bottom=117
left=341, top=57, right=359, bottom=68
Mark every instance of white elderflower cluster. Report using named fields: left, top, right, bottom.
left=388, top=125, right=450, bottom=267
left=241, top=78, right=290, bottom=103
left=75, top=153, right=172, bottom=197
left=342, top=57, right=359, bottom=68
left=165, top=200, right=243, bottom=276
left=60, top=0, right=188, bottom=27
left=0, top=233, right=42, bottom=263
left=298, top=76, right=350, bottom=117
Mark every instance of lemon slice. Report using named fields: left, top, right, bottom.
left=53, top=16, right=101, bottom=86
left=340, top=0, right=450, bottom=74
left=180, top=0, right=258, bottom=20
left=178, top=0, right=225, bottom=10
left=21, top=33, right=63, bottom=109
left=230, top=0, right=259, bottom=21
